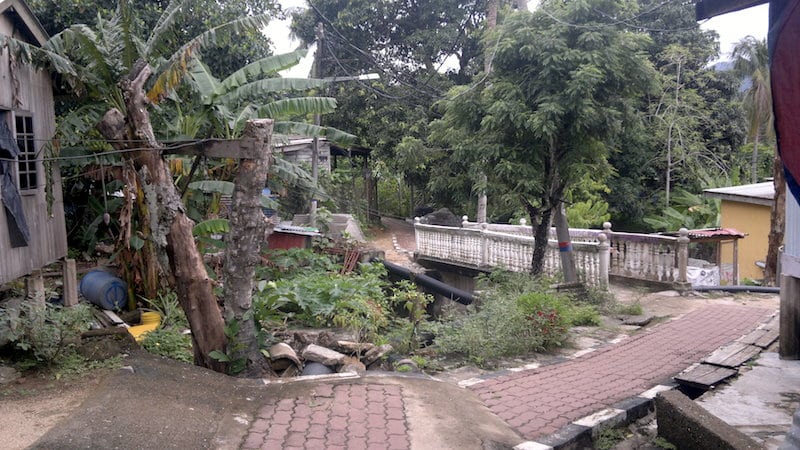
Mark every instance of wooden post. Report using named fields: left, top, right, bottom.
left=732, top=239, right=740, bottom=285
left=62, top=259, right=79, bottom=307
left=598, top=233, right=610, bottom=290
left=781, top=272, right=800, bottom=359
left=26, top=270, right=45, bottom=305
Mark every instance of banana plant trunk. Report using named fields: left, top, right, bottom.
left=97, top=62, right=226, bottom=372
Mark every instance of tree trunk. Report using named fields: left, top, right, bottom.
left=751, top=131, right=761, bottom=183
left=526, top=201, right=553, bottom=276
left=554, top=202, right=578, bottom=283
left=222, top=119, right=273, bottom=376
left=97, top=62, right=226, bottom=372
left=765, top=154, right=786, bottom=285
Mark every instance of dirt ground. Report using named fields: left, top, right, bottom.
left=0, top=220, right=781, bottom=449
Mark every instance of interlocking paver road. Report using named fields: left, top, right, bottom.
left=242, top=382, right=410, bottom=450
left=470, top=304, right=773, bottom=440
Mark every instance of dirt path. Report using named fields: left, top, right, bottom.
left=0, top=371, right=110, bottom=450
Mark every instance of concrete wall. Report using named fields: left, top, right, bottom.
left=719, top=200, right=771, bottom=282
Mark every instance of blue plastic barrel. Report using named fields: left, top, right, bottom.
left=79, top=270, right=128, bottom=310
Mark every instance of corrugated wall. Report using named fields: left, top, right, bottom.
left=0, top=12, right=67, bottom=285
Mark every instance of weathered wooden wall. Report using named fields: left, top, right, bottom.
left=0, top=3, right=67, bottom=285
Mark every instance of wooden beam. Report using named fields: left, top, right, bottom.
left=696, top=0, right=767, bottom=20
left=162, top=139, right=258, bottom=160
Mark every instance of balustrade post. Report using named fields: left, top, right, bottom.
left=462, top=215, right=470, bottom=226
left=481, top=222, right=489, bottom=267
left=676, top=228, right=691, bottom=291
left=414, top=217, right=421, bottom=253
left=598, top=233, right=610, bottom=290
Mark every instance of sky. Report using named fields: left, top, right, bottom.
left=267, top=2, right=771, bottom=78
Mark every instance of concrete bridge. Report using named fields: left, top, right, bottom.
left=414, top=217, right=693, bottom=292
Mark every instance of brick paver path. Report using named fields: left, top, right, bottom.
left=242, top=382, right=410, bottom=450
left=470, top=304, right=773, bottom=440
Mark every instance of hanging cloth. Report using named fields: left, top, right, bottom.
left=0, top=119, right=30, bottom=247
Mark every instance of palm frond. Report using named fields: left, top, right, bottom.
left=188, top=180, right=235, bottom=195
left=188, top=58, right=222, bottom=104
left=146, top=0, right=188, bottom=56
left=273, top=121, right=356, bottom=145
left=215, top=78, right=325, bottom=106
left=219, top=49, right=308, bottom=92
left=0, top=34, right=77, bottom=77
left=257, top=97, right=337, bottom=119
left=147, top=14, right=271, bottom=103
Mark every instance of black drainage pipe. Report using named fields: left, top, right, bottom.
left=382, top=260, right=475, bottom=305
left=693, top=285, right=780, bottom=294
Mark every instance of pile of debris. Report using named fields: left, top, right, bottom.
left=267, top=329, right=416, bottom=377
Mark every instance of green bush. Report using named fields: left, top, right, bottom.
left=253, top=262, right=391, bottom=341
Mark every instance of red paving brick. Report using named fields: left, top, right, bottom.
left=470, top=304, right=772, bottom=441
left=241, top=383, right=410, bottom=449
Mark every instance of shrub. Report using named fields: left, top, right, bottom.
left=1, top=302, right=93, bottom=368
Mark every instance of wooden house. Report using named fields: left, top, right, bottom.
left=0, top=0, right=67, bottom=285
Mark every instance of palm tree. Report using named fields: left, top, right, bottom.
left=732, top=36, right=772, bottom=183
left=0, top=0, right=349, bottom=371
left=731, top=36, right=783, bottom=285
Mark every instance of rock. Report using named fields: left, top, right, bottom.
left=301, top=362, right=333, bottom=376
left=275, top=329, right=357, bottom=351
left=302, top=344, right=347, bottom=366
left=621, top=315, right=654, bottom=326
left=268, top=343, right=302, bottom=370
left=421, top=208, right=461, bottom=227
left=329, top=340, right=375, bottom=355
left=339, top=356, right=366, bottom=374
left=0, top=365, right=20, bottom=384
left=393, top=358, right=419, bottom=373
left=362, top=343, right=393, bottom=366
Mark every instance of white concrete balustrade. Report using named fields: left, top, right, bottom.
left=414, top=218, right=690, bottom=289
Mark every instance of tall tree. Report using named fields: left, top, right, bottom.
left=431, top=0, right=656, bottom=274
left=732, top=36, right=783, bottom=285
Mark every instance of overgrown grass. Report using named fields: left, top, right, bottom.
left=430, top=272, right=606, bottom=367
left=141, top=328, right=193, bottom=363
left=139, top=290, right=193, bottom=363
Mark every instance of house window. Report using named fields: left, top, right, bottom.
left=14, top=115, right=37, bottom=191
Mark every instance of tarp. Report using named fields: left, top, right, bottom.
left=770, top=0, right=800, bottom=203
left=0, top=119, right=30, bottom=247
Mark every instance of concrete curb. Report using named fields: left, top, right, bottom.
left=512, top=384, right=676, bottom=450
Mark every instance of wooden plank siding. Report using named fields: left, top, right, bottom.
left=0, top=0, right=67, bottom=285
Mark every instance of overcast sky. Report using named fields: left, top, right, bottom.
left=267, top=2, right=771, bottom=77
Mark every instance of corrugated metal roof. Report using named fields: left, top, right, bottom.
left=703, top=182, right=774, bottom=206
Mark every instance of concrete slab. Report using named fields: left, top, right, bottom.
left=698, top=352, right=800, bottom=448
